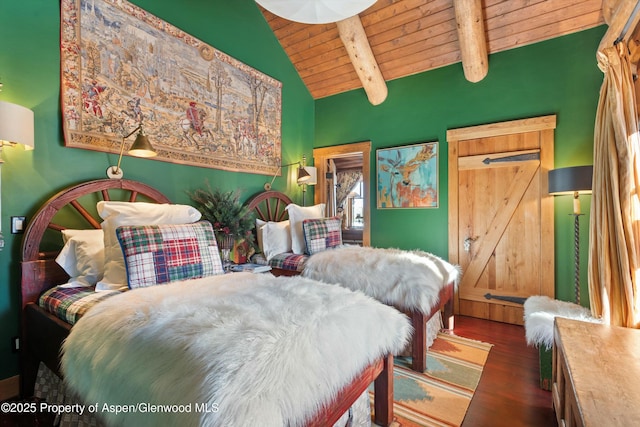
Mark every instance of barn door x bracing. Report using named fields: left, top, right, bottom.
left=448, top=116, right=556, bottom=325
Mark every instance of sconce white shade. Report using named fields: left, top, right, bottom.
left=303, top=166, right=317, bottom=185
left=255, top=0, right=377, bottom=24
left=0, top=101, right=34, bottom=149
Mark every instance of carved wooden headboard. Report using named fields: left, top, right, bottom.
left=20, top=179, right=170, bottom=308
left=246, top=190, right=293, bottom=222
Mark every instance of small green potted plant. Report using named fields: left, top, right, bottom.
left=189, top=184, right=257, bottom=266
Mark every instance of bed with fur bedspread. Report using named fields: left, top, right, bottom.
left=61, top=272, right=411, bottom=427
left=303, top=246, right=459, bottom=372
left=303, top=246, right=460, bottom=314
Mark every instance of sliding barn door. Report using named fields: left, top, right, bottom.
left=448, top=116, right=556, bottom=325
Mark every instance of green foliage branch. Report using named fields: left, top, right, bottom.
left=189, top=184, right=257, bottom=251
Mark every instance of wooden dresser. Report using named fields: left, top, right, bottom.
left=552, top=317, right=640, bottom=426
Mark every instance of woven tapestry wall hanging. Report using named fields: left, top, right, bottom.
left=61, top=0, right=282, bottom=175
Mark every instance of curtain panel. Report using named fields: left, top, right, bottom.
left=589, top=43, right=640, bottom=327
left=336, top=170, right=363, bottom=210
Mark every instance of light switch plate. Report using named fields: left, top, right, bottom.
left=11, top=216, right=26, bottom=234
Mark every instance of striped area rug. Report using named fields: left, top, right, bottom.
left=372, top=332, right=493, bottom=427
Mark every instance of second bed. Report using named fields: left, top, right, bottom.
left=247, top=190, right=458, bottom=373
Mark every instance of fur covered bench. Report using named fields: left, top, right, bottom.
left=523, top=295, right=602, bottom=390
left=523, top=295, right=601, bottom=350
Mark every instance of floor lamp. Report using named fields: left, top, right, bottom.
left=548, top=165, right=593, bottom=304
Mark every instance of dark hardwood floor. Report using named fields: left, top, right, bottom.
left=454, top=316, right=556, bottom=427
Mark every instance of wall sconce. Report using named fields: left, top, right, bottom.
left=0, top=100, right=35, bottom=251
left=299, top=155, right=317, bottom=206
left=549, top=165, right=593, bottom=304
left=106, top=123, right=157, bottom=179
left=255, top=0, right=377, bottom=24
left=0, top=101, right=34, bottom=150
left=264, top=156, right=312, bottom=191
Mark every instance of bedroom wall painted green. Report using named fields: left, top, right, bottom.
left=0, top=0, right=605, bottom=381
left=315, top=26, right=605, bottom=306
left=0, top=0, right=313, bottom=380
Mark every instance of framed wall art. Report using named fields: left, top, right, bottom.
left=376, top=141, right=438, bottom=209
left=60, top=0, right=282, bottom=175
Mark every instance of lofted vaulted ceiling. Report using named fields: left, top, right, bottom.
left=258, top=0, right=606, bottom=101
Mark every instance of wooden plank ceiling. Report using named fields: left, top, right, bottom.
left=259, top=0, right=605, bottom=100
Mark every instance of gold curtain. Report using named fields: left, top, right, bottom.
left=589, top=43, right=640, bottom=327
left=336, top=170, right=363, bottom=209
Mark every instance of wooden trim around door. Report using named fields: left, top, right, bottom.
left=313, top=141, right=371, bottom=246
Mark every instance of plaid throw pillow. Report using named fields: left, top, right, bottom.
left=116, top=221, right=224, bottom=288
left=268, top=252, right=308, bottom=272
left=302, top=217, right=343, bottom=255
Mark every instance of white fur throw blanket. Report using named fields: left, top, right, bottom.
left=62, top=273, right=411, bottom=427
left=523, top=295, right=601, bottom=350
left=303, top=246, right=460, bottom=314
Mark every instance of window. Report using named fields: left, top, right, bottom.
left=346, top=179, right=364, bottom=229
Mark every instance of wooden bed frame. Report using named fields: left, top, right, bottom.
left=19, top=179, right=395, bottom=427
left=246, top=191, right=298, bottom=276
left=247, top=190, right=455, bottom=372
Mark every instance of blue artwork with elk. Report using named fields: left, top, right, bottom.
left=377, top=142, right=438, bottom=209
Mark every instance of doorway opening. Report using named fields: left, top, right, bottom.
left=313, top=142, right=371, bottom=246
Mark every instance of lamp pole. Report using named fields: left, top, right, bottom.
left=571, top=211, right=583, bottom=305
left=570, top=189, right=585, bottom=305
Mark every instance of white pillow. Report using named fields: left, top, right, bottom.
left=96, top=201, right=202, bottom=291
left=256, top=218, right=266, bottom=252
left=261, top=220, right=291, bottom=260
left=55, top=229, right=105, bottom=287
left=285, top=203, right=326, bottom=254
